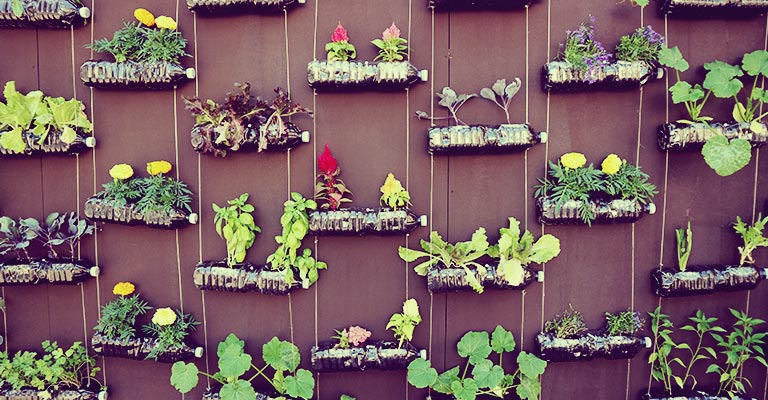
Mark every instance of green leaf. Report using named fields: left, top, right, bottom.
left=490, top=325, right=516, bottom=354
left=517, top=352, right=547, bottom=378
left=471, top=359, right=504, bottom=389
left=170, top=362, right=199, bottom=394
left=407, top=358, right=438, bottom=389
left=284, top=369, right=315, bottom=400
left=703, top=61, right=744, bottom=98
left=669, top=81, right=704, bottom=104
left=658, top=46, right=689, bottom=72
left=457, top=331, right=492, bottom=365
left=528, top=234, right=561, bottom=264
left=516, top=375, right=542, bottom=400
left=262, top=337, right=301, bottom=373
left=220, top=380, right=257, bottom=400
left=742, top=50, right=768, bottom=77
left=433, top=367, right=460, bottom=394
left=702, top=135, right=752, bottom=176
left=633, top=0, right=649, bottom=6
left=217, top=334, right=252, bottom=380
left=11, top=0, right=23, bottom=17
left=59, top=126, right=76, bottom=144
left=0, top=128, right=25, bottom=153
left=451, top=379, right=479, bottom=400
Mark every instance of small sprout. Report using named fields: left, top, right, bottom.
left=416, top=87, right=476, bottom=125
left=479, top=78, right=521, bottom=124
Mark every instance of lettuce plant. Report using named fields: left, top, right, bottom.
left=407, top=325, right=546, bottom=400
left=386, top=299, right=422, bottom=348
left=171, top=334, right=315, bottom=400
left=486, top=217, right=560, bottom=286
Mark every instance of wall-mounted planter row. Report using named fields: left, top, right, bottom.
left=310, top=341, right=426, bottom=372
left=0, top=259, right=98, bottom=285
left=429, top=0, right=534, bottom=11
left=0, top=0, right=90, bottom=29
left=426, top=263, right=543, bottom=293
left=84, top=198, right=199, bottom=229
left=186, top=0, right=305, bottom=14
left=91, top=333, right=203, bottom=363
left=657, top=122, right=768, bottom=151
left=193, top=261, right=302, bottom=295
left=652, top=264, right=767, bottom=297
left=542, top=61, right=663, bottom=92
left=0, top=388, right=107, bottom=400
left=308, top=207, right=427, bottom=236
left=536, top=197, right=656, bottom=225
left=80, top=60, right=196, bottom=90
left=427, top=124, right=546, bottom=155
left=307, top=60, right=428, bottom=91
left=642, top=389, right=756, bottom=400
left=203, top=388, right=296, bottom=400
left=191, top=123, right=309, bottom=154
left=535, top=332, right=652, bottom=362
left=0, top=129, right=95, bottom=156
left=658, top=0, right=768, bottom=17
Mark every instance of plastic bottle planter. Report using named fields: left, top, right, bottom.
left=652, top=265, right=768, bottom=297
left=0, top=259, right=99, bottom=285
left=203, top=388, right=296, bottom=400
left=80, top=60, right=196, bottom=90
left=427, top=124, right=546, bottom=155
left=83, top=198, right=199, bottom=230
left=310, top=341, right=426, bottom=372
left=426, top=263, right=543, bottom=293
left=91, top=333, right=204, bottom=363
left=536, top=197, right=656, bottom=225
left=307, top=60, right=428, bottom=92
left=542, top=61, right=664, bottom=92
left=186, top=0, right=306, bottom=15
left=0, top=0, right=90, bottom=29
left=429, top=0, right=534, bottom=11
left=535, top=332, right=652, bottom=362
left=191, top=123, right=310, bottom=154
left=657, top=122, right=768, bottom=151
left=193, top=261, right=303, bottom=295
left=308, top=207, right=427, bottom=236
left=642, top=389, right=757, bottom=400
left=0, top=388, right=108, bottom=400
left=658, top=0, right=768, bottom=18
left=0, top=130, right=95, bottom=156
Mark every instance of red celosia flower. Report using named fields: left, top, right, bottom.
left=332, top=22, right=349, bottom=43
left=318, top=144, right=338, bottom=175
left=382, top=23, right=400, bottom=41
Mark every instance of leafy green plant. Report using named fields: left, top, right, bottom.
left=171, top=334, right=315, bottom=400
left=407, top=325, right=547, bottom=400
left=479, top=78, right=521, bottom=124
left=258, top=87, right=312, bottom=152
left=604, top=309, right=644, bottom=336
left=733, top=215, right=768, bottom=266
left=30, top=212, right=94, bottom=261
left=94, top=282, right=151, bottom=341
left=398, top=228, right=489, bottom=293
left=416, top=87, right=477, bottom=125
left=372, top=23, right=408, bottom=62
left=266, top=192, right=327, bottom=288
left=0, top=81, right=93, bottom=154
left=659, top=47, right=713, bottom=125
left=486, top=217, right=560, bottom=286
left=704, top=51, right=768, bottom=134
left=386, top=299, right=422, bottom=348
left=379, top=173, right=411, bottom=210
left=707, top=309, right=767, bottom=397
left=675, top=221, right=693, bottom=272
left=0, top=340, right=102, bottom=392
left=0, top=216, right=40, bottom=260
left=213, top=193, right=261, bottom=268
left=543, top=305, right=588, bottom=339
left=142, top=308, right=199, bottom=361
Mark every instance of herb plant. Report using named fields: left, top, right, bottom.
left=543, top=305, right=588, bottom=339
left=398, top=228, right=489, bottom=293
left=94, top=282, right=151, bottom=341
left=142, top=308, right=199, bottom=361
left=676, top=222, right=692, bottom=272
left=88, top=8, right=188, bottom=64
left=386, top=299, right=422, bottom=348
left=486, top=217, right=560, bottom=286
left=733, top=215, right=768, bottom=266
left=479, top=78, right=521, bottom=124
left=0, top=81, right=93, bottom=154
left=171, top=334, right=315, bottom=400
left=615, top=26, right=665, bottom=64
left=372, top=23, right=408, bottom=62
left=213, top=193, right=261, bottom=268
left=604, top=309, right=644, bottom=336
left=315, top=145, right=353, bottom=210
left=379, top=173, right=411, bottom=210
left=708, top=309, right=767, bottom=397
left=326, top=22, right=356, bottom=62
left=0, top=340, right=102, bottom=392
left=407, top=325, right=547, bottom=400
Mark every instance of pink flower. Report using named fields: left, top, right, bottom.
left=347, top=326, right=371, bottom=347
left=383, top=23, right=400, bottom=41
left=332, top=22, right=349, bottom=43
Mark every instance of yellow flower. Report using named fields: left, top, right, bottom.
left=560, top=152, right=587, bottom=170
left=152, top=307, right=177, bottom=326
left=147, top=160, right=172, bottom=176
left=601, top=154, right=623, bottom=175
left=109, top=163, right=134, bottom=181
left=402, top=298, right=420, bottom=318
left=154, top=16, right=177, bottom=31
left=112, top=282, right=135, bottom=296
left=380, top=173, right=405, bottom=197
left=134, top=8, right=155, bottom=27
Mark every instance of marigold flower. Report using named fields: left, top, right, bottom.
left=380, top=173, right=404, bottom=197
left=133, top=8, right=155, bottom=27
left=601, top=154, right=623, bottom=175
left=331, top=22, right=349, bottom=43
left=382, top=23, right=401, bottom=41
left=560, top=152, right=587, bottom=170
left=347, top=326, right=372, bottom=347
left=318, top=144, right=338, bottom=175
left=112, top=282, right=135, bottom=296
left=402, top=298, right=419, bottom=317
left=155, top=15, right=177, bottom=31
left=152, top=307, right=177, bottom=326
left=109, top=163, right=134, bottom=181
left=147, top=160, right=172, bottom=176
